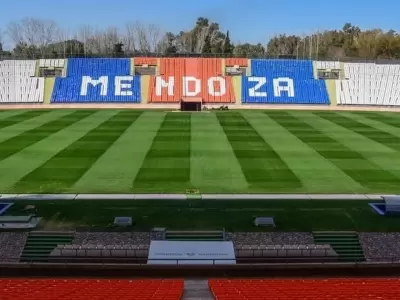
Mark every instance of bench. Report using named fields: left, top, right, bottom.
left=254, top=217, right=276, bottom=227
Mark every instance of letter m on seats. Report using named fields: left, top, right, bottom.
left=80, top=76, right=108, bottom=96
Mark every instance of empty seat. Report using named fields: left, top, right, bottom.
left=51, top=58, right=141, bottom=103
left=66, top=58, right=130, bottom=76
left=39, top=59, right=65, bottom=68
left=0, top=60, right=44, bottom=103
left=337, top=63, right=400, bottom=106
left=315, top=61, right=341, bottom=70
left=242, top=59, right=330, bottom=104
left=0, top=278, right=184, bottom=300
left=209, top=278, right=400, bottom=300
left=148, top=58, right=235, bottom=103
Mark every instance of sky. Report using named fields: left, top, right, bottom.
left=0, top=0, right=399, bottom=47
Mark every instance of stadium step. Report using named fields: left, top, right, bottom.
left=313, top=231, right=365, bottom=262
left=182, top=280, right=214, bottom=300
left=20, top=231, right=74, bottom=262
left=164, top=230, right=225, bottom=241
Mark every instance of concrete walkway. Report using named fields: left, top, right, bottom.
left=0, top=193, right=396, bottom=201
left=182, top=280, right=213, bottom=300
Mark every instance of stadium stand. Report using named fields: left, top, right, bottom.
left=0, top=60, right=44, bottom=103
left=0, top=278, right=184, bottom=300
left=66, top=58, right=130, bottom=76
left=51, top=58, right=141, bottom=103
left=38, top=59, right=65, bottom=68
left=315, top=60, right=341, bottom=70
left=148, top=58, right=235, bottom=103
left=336, top=62, right=400, bottom=106
left=209, top=278, right=400, bottom=300
left=242, top=59, right=330, bottom=104
left=2, top=57, right=400, bottom=106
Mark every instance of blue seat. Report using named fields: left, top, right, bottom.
left=242, top=59, right=330, bottom=104
left=51, top=75, right=141, bottom=103
left=51, top=58, right=141, bottom=103
left=67, top=58, right=130, bottom=76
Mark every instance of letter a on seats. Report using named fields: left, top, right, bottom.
left=81, top=76, right=108, bottom=96
left=273, top=77, right=294, bottom=97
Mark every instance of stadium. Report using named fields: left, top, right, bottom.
left=1, top=3, right=400, bottom=299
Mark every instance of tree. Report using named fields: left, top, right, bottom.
left=266, top=34, right=299, bottom=57
left=0, top=29, right=3, bottom=53
left=2, top=17, right=400, bottom=59
left=113, top=42, right=124, bottom=57
left=202, top=34, right=212, bottom=54
left=222, top=30, right=233, bottom=56
left=7, top=18, right=58, bottom=57
left=233, top=43, right=265, bottom=58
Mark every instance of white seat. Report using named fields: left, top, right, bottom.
left=336, top=62, right=400, bottom=106
left=0, top=60, right=44, bottom=103
left=315, top=61, right=341, bottom=70
left=38, top=59, right=65, bottom=68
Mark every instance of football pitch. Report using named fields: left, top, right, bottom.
left=0, top=109, right=399, bottom=194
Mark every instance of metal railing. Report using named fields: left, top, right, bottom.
left=1, top=255, right=398, bottom=265
left=1, top=53, right=400, bottom=63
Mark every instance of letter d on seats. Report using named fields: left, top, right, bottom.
left=183, top=76, right=200, bottom=97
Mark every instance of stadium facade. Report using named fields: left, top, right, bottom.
left=1, top=58, right=399, bottom=106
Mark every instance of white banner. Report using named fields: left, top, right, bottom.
left=147, top=241, right=236, bottom=265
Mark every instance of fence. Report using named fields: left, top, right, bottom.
left=1, top=254, right=399, bottom=265
left=2, top=53, right=400, bottom=64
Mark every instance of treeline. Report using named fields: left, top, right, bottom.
left=0, top=17, right=400, bottom=60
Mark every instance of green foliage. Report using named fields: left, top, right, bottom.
left=222, top=30, right=233, bottom=56
left=2, top=17, right=400, bottom=60
left=267, top=23, right=400, bottom=59
left=113, top=43, right=124, bottom=57
left=202, top=34, right=212, bottom=54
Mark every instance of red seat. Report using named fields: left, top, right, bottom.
left=0, top=278, right=184, bottom=300
left=209, top=278, right=400, bottom=300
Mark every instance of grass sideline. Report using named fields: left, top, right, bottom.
left=6, top=199, right=400, bottom=232
left=0, top=109, right=399, bottom=194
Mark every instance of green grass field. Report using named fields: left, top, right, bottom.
left=7, top=199, right=400, bottom=231
left=0, top=109, right=399, bottom=194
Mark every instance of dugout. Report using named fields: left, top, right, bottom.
left=383, top=196, right=400, bottom=215
left=180, top=97, right=202, bottom=111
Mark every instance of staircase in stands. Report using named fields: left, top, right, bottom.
left=20, top=231, right=74, bottom=262
left=313, top=231, right=365, bottom=262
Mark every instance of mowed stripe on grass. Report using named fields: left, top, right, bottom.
left=272, top=111, right=399, bottom=192
left=0, top=110, right=94, bottom=161
left=216, top=112, right=302, bottom=191
left=133, top=113, right=191, bottom=193
left=0, top=110, right=28, bottom=121
left=345, top=112, right=400, bottom=176
left=190, top=113, right=247, bottom=192
left=0, top=110, right=49, bottom=130
left=74, top=112, right=165, bottom=193
left=245, top=111, right=362, bottom=193
left=307, top=112, right=400, bottom=189
left=0, top=110, right=116, bottom=193
left=0, top=109, right=399, bottom=194
left=315, top=112, right=400, bottom=152
left=353, top=111, right=400, bottom=129
left=12, top=110, right=139, bottom=192
left=0, top=110, right=71, bottom=144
